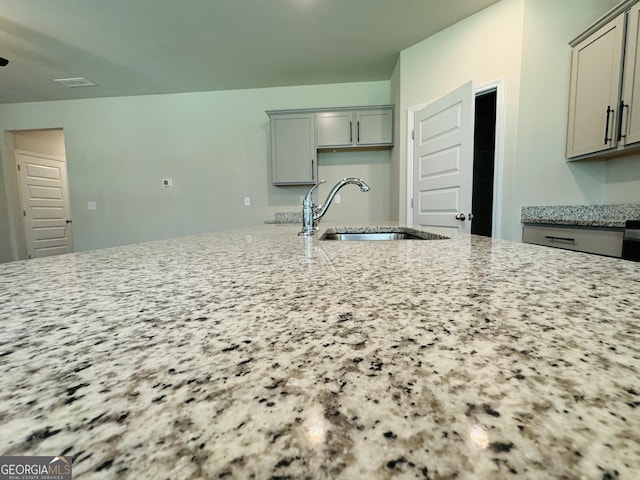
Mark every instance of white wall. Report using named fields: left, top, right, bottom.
left=511, top=0, right=620, bottom=240
left=315, top=150, right=391, bottom=223
left=13, top=129, right=67, bottom=157
left=0, top=159, right=10, bottom=261
left=395, top=0, right=622, bottom=241
left=397, top=0, right=525, bottom=239
left=2, top=0, right=633, bottom=262
left=389, top=56, right=402, bottom=222
left=0, top=81, right=391, bottom=258
left=603, top=153, right=640, bottom=203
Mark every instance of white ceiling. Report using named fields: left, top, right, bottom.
left=0, top=0, right=500, bottom=104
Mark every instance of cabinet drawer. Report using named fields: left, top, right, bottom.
left=522, top=225, right=623, bottom=257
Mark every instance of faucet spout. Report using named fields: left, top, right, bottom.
left=314, top=178, right=370, bottom=220
left=299, top=177, right=370, bottom=236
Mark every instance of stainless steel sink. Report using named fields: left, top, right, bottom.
left=319, top=228, right=448, bottom=241
left=322, top=232, right=424, bottom=241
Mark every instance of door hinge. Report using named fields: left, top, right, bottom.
left=17, top=164, right=21, bottom=171
left=411, top=130, right=415, bottom=140
left=23, top=210, right=26, bottom=217
left=411, top=197, right=414, bottom=208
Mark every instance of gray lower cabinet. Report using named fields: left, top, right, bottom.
left=269, top=112, right=316, bottom=186
left=522, top=224, right=624, bottom=257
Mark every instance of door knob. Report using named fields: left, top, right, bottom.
left=455, top=213, right=466, bottom=221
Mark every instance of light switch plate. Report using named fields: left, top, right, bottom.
left=87, top=201, right=96, bottom=210
left=244, top=196, right=251, bottom=206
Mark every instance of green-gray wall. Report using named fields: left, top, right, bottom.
left=0, top=162, right=10, bottom=261
left=396, top=0, right=623, bottom=241
left=397, top=0, right=525, bottom=238
left=2, top=0, right=638, bottom=261
left=513, top=0, right=621, bottom=240
left=0, top=81, right=391, bottom=261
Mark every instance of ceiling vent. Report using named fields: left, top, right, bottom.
left=54, top=77, right=97, bottom=87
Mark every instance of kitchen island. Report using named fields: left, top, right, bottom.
left=0, top=224, right=639, bottom=479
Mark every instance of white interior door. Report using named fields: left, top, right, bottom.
left=16, top=151, right=74, bottom=259
left=412, top=81, right=474, bottom=232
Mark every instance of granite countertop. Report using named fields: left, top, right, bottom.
left=1, top=224, right=639, bottom=479
left=521, top=204, right=640, bottom=228
left=264, top=212, right=303, bottom=224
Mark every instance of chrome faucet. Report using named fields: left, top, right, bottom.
left=299, top=177, right=370, bottom=236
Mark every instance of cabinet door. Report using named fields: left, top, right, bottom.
left=270, top=113, right=316, bottom=185
left=622, top=3, right=640, bottom=145
left=566, top=15, right=625, bottom=159
left=317, top=111, right=354, bottom=147
left=355, top=109, right=393, bottom=145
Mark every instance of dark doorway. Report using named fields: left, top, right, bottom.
left=471, top=89, right=497, bottom=237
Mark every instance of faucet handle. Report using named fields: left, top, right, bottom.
left=302, top=180, right=326, bottom=205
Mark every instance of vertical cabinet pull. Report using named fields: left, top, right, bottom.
left=311, top=158, right=314, bottom=180
left=357, top=121, right=360, bottom=143
left=618, top=101, right=629, bottom=142
left=604, top=105, right=613, bottom=144
left=349, top=121, right=353, bottom=143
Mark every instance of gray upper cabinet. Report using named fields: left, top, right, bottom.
left=317, top=107, right=393, bottom=148
left=355, top=109, right=394, bottom=146
left=621, top=2, right=640, bottom=145
left=268, top=112, right=316, bottom=185
left=566, top=15, right=624, bottom=158
left=567, top=0, right=640, bottom=160
left=317, top=111, right=353, bottom=147
left=267, top=105, right=394, bottom=185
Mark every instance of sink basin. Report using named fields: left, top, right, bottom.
left=322, top=232, right=424, bottom=241
left=319, top=227, right=448, bottom=241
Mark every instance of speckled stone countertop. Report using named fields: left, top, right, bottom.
left=1, top=224, right=639, bottom=479
left=521, top=204, right=640, bottom=227
left=264, top=212, right=302, bottom=224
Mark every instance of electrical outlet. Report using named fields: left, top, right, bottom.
left=335, top=194, right=341, bottom=204
left=162, top=178, right=173, bottom=187
left=244, top=196, right=251, bottom=206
